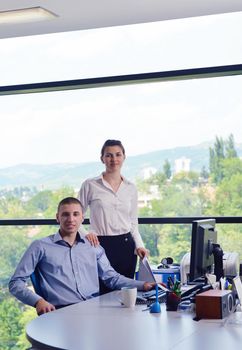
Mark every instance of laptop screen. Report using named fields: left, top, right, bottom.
left=138, top=257, right=156, bottom=283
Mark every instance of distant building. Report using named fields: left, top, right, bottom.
left=140, top=167, right=157, bottom=180
left=138, top=185, right=160, bottom=208
left=174, top=157, right=191, bottom=173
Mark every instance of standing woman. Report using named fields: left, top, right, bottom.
left=78, top=139, right=147, bottom=291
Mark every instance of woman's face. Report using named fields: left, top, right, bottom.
left=101, top=145, right=125, bottom=172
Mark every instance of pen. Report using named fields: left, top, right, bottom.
left=224, top=279, right=229, bottom=290
left=167, top=276, right=174, bottom=289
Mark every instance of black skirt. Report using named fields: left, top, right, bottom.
left=98, top=232, right=137, bottom=294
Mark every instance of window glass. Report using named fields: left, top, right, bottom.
left=0, top=75, right=241, bottom=168
left=0, top=74, right=242, bottom=219
left=1, top=12, right=242, bottom=85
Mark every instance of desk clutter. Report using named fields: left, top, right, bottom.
left=136, top=255, right=242, bottom=320
left=137, top=276, right=242, bottom=321
left=136, top=251, right=242, bottom=322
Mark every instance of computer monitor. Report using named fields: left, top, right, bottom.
left=189, top=218, right=224, bottom=283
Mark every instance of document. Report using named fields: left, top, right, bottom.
left=233, top=276, right=242, bottom=306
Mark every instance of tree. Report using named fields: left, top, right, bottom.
left=163, top=159, right=172, bottom=179
left=17, top=307, right=36, bottom=350
left=221, top=158, right=242, bottom=181
left=211, top=173, right=242, bottom=216
left=0, top=229, right=29, bottom=285
left=200, top=166, right=209, bottom=180
left=138, top=169, right=207, bottom=263
left=25, top=186, right=75, bottom=218
left=225, top=133, right=237, bottom=159
left=0, top=297, right=22, bottom=350
left=26, top=190, right=54, bottom=213
left=209, top=136, right=225, bottom=184
left=209, top=134, right=238, bottom=184
left=147, top=172, right=166, bottom=189
left=139, top=205, right=160, bottom=258
left=172, top=171, right=199, bottom=187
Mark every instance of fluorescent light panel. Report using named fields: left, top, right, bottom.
left=0, top=7, right=57, bottom=24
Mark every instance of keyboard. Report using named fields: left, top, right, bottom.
left=136, top=288, right=167, bottom=305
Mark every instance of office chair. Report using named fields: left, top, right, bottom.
left=30, top=271, right=42, bottom=297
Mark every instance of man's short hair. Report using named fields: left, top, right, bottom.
left=57, top=197, right=82, bottom=212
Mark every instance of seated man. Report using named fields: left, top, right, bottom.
left=9, top=197, right=154, bottom=315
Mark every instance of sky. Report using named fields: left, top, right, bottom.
left=0, top=11, right=242, bottom=168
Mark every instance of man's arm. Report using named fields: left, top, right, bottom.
left=96, top=245, right=154, bottom=291
left=9, top=240, right=44, bottom=307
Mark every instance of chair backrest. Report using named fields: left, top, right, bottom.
left=30, top=271, right=43, bottom=297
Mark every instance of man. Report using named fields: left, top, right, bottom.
left=9, top=197, right=154, bottom=315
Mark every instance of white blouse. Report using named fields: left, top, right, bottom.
left=77, top=174, right=144, bottom=249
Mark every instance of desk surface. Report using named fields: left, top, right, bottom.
left=26, top=291, right=242, bottom=350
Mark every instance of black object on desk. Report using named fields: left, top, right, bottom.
left=181, top=283, right=212, bottom=301
left=181, top=283, right=211, bottom=301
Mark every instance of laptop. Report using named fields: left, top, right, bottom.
left=138, top=256, right=157, bottom=283
left=136, top=257, right=168, bottom=303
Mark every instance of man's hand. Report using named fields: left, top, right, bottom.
left=143, top=282, right=156, bottom=291
left=86, top=232, right=100, bottom=247
left=35, top=298, right=56, bottom=315
left=136, top=247, right=149, bottom=259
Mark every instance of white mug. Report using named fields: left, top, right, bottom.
left=118, top=287, right=137, bottom=308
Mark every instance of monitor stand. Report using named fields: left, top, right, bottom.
left=187, top=277, right=206, bottom=286
left=213, top=243, right=224, bottom=281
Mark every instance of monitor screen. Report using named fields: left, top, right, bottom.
left=189, top=218, right=221, bottom=283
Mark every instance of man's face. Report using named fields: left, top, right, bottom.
left=56, top=203, right=83, bottom=235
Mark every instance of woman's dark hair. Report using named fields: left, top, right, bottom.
left=101, top=139, right=125, bottom=157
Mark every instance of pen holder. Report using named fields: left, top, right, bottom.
left=166, top=291, right=181, bottom=311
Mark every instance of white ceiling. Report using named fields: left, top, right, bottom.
left=1, top=0, right=242, bottom=39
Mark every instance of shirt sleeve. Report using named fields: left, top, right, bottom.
left=130, top=185, right=145, bottom=249
left=77, top=180, right=90, bottom=236
left=96, top=246, right=144, bottom=291
left=8, top=241, right=43, bottom=307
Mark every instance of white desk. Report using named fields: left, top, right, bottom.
left=26, top=291, right=242, bottom=350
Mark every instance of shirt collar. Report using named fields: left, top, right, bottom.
left=97, top=173, right=131, bottom=185
left=53, top=231, right=85, bottom=244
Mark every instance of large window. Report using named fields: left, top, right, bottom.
left=1, top=12, right=242, bottom=350
left=1, top=12, right=242, bottom=85
left=0, top=75, right=242, bottom=212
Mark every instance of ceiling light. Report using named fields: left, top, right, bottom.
left=0, top=7, right=58, bottom=25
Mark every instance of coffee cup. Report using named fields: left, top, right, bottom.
left=118, top=287, right=137, bottom=308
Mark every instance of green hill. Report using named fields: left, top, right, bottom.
left=0, top=141, right=241, bottom=189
